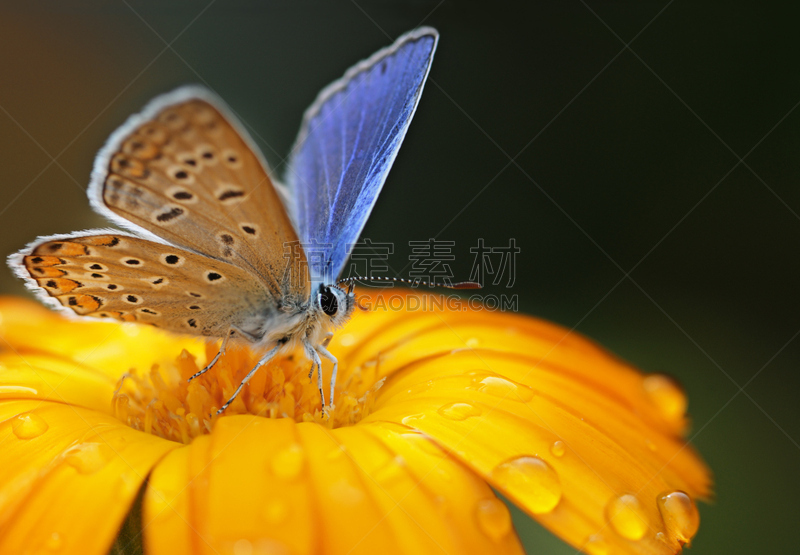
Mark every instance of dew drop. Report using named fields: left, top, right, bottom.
left=374, top=455, right=406, bottom=486
left=263, top=498, right=290, bottom=525
left=465, top=337, right=480, bottom=348
left=326, top=444, right=347, bottom=462
left=338, top=333, right=356, bottom=347
left=0, top=385, right=38, bottom=397
left=433, top=494, right=450, bottom=517
left=583, top=534, right=608, bottom=555
left=233, top=539, right=253, bottom=555
left=117, top=472, right=139, bottom=499
left=491, top=456, right=561, bottom=514
left=63, top=442, right=112, bottom=474
left=434, top=466, right=452, bottom=483
left=45, top=532, right=62, bottom=551
left=401, top=413, right=426, bottom=427
left=606, top=494, right=648, bottom=541
left=657, top=490, right=699, bottom=544
left=254, top=539, right=291, bottom=555
left=643, top=374, right=687, bottom=423
left=437, top=402, right=482, bottom=421
left=475, top=375, right=534, bottom=402
left=475, top=498, right=512, bottom=542
left=550, top=440, right=565, bottom=458
left=329, top=479, right=365, bottom=506
left=271, top=443, right=305, bottom=481
left=122, top=323, right=140, bottom=337
left=12, top=412, right=49, bottom=439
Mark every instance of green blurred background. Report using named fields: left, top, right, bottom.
left=1, top=1, right=798, bottom=553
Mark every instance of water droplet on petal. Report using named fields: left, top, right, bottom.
left=271, top=444, right=305, bottom=481
left=148, top=486, right=179, bottom=523
left=45, top=532, right=62, bottom=551
left=403, top=379, right=436, bottom=396
left=606, top=494, right=648, bottom=541
left=122, top=323, right=140, bottom=337
left=550, top=440, right=565, bottom=457
left=326, top=444, right=347, bottom=462
left=233, top=538, right=253, bottom=555
left=434, top=466, right=452, bottom=483
left=0, top=385, right=38, bottom=397
left=117, top=472, right=139, bottom=499
left=325, top=445, right=346, bottom=462
left=475, top=498, right=512, bottom=542
left=338, top=333, right=356, bottom=347
left=491, top=456, right=561, bottom=514
left=466, top=337, right=480, bottom=348
left=329, top=479, right=365, bottom=506
left=476, top=376, right=534, bottom=402
left=643, top=374, right=687, bottom=423
left=374, top=455, right=406, bottom=486
left=433, top=494, right=450, bottom=517
left=63, top=442, right=112, bottom=474
left=263, top=498, right=289, bottom=525
left=253, top=538, right=291, bottom=555
left=401, top=413, right=426, bottom=427
left=12, top=412, right=48, bottom=439
left=657, top=491, right=699, bottom=544
left=437, top=402, right=481, bottom=421
left=583, top=534, right=608, bottom=555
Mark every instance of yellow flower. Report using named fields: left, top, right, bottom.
left=0, top=291, right=711, bottom=554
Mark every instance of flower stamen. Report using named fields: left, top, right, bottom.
left=111, top=343, right=382, bottom=443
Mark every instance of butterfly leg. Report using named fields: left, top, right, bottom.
left=303, top=338, right=325, bottom=410
left=321, top=332, right=333, bottom=348
left=316, top=343, right=338, bottom=408
left=216, top=342, right=280, bottom=415
left=189, top=328, right=235, bottom=383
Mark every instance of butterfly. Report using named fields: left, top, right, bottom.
left=8, top=27, right=448, bottom=415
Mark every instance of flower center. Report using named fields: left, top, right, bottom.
left=111, top=342, right=382, bottom=443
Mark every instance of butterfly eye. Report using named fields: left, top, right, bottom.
left=320, top=287, right=338, bottom=317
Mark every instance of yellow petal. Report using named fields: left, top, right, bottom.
left=143, top=415, right=525, bottom=555
left=0, top=351, right=116, bottom=413
left=143, top=416, right=317, bottom=555
left=328, top=422, right=525, bottom=554
left=2, top=292, right=711, bottom=554
left=0, top=400, right=176, bottom=554
left=0, top=297, right=206, bottom=381
left=345, top=292, right=710, bottom=553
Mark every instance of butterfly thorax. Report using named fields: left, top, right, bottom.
left=250, top=284, right=354, bottom=351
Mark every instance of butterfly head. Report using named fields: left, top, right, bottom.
left=314, top=283, right=354, bottom=327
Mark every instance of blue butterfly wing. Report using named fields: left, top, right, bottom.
left=286, top=27, right=438, bottom=286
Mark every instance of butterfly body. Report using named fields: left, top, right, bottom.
left=9, top=28, right=439, bottom=413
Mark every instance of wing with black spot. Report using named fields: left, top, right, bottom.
left=13, top=232, right=276, bottom=340
left=88, top=87, right=309, bottom=304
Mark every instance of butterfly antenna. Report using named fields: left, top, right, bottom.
left=336, top=276, right=481, bottom=290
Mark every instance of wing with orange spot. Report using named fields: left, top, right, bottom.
left=88, top=87, right=309, bottom=305
left=11, top=232, right=275, bottom=340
